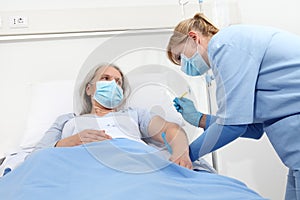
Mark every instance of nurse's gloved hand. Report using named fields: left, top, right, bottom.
left=173, top=97, right=203, bottom=127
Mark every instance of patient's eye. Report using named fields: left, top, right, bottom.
left=115, top=78, right=122, bottom=86
left=99, top=75, right=122, bottom=86
left=100, top=75, right=110, bottom=81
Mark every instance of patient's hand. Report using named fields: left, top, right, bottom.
left=170, top=151, right=193, bottom=170
left=55, top=129, right=112, bottom=147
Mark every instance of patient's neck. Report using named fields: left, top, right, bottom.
left=92, top=105, right=114, bottom=117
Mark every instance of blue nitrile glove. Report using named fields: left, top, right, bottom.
left=173, top=97, right=203, bottom=127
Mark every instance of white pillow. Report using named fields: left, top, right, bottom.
left=20, top=80, right=75, bottom=149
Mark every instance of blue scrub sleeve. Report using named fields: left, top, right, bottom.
left=190, top=122, right=264, bottom=161
left=189, top=123, right=248, bottom=161
left=204, top=114, right=216, bottom=130
left=241, top=123, right=264, bottom=139
left=205, top=114, right=264, bottom=139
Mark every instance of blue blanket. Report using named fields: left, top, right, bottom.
left=0, top=139, right=266, bottom=200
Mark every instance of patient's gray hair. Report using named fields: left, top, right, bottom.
left=78, top=63, right=130, bottom=115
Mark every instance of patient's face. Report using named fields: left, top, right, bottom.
left=97, top=66, right=123, bottom=86
left=87, top=66, right=123, bottom=95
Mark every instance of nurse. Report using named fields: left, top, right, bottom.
left=167, top=13, right=300, bottom=200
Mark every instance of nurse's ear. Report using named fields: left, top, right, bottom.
left=188, top=31, right=201, bottom=45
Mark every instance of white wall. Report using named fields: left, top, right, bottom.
left=0, top=36, right=98, bottom=152
left=239, top=0, right=300, bottom=34
left=1, top=0, right=300, bottom=200
left=0, top=0, right=182, bottom=10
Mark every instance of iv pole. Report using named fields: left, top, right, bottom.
left=178, top=0, right=219, bottom=172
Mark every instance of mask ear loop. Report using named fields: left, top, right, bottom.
left=193, top=32, right=202, bottom=56
left=182, top=35, right=199, bottom=60
left=181, top=36, right=189, bottom=57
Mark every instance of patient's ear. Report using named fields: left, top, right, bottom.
left=85, top=83, right=92, bottom=96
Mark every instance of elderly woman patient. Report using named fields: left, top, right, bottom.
left=35, top=63, right=193, bottom=169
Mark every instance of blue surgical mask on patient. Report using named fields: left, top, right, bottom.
left=93, top=80, right=123, bottom=109
left=180, top=51, right=209, bottom=76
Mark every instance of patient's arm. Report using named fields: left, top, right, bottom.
left=55, top=129, right=112, bottom=147
left=35, top=113, right=75, bottom=150
left=35, top=113, right=112, bottom=148
left=148, top=116, right=193, bottom=169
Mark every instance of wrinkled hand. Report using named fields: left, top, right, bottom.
left=170, top=151, right=193, bottom=170
left=173, top=97, right=203, bottom=127
left=56, top=129, right=112, bottom=147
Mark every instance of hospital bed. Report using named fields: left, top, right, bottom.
left=0, top=71, right=265, bottom=200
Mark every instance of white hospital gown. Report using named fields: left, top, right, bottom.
left=61, top=108, right=153, bottom=144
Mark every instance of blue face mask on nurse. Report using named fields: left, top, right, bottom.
left=176, top=33, right=210, bottom=76
left=180, top=50, right=210, bottom=76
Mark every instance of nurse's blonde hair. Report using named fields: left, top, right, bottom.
left=167, top=13, right=219, bottom=65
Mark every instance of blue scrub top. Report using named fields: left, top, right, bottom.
left=208, top=24, right=300, bottom=125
